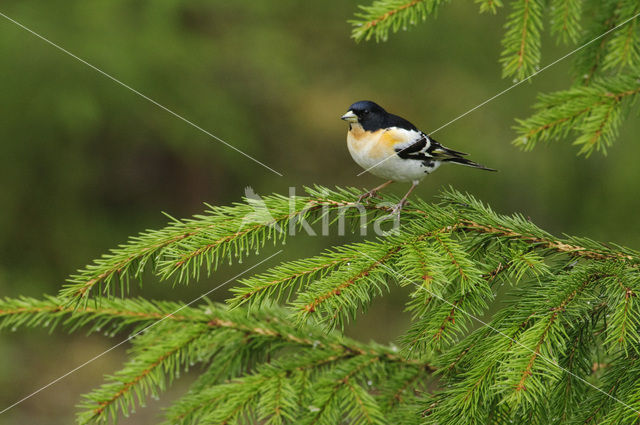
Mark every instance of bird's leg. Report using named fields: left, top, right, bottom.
left=391, top=181, right=418, bottom=215
left=358, top=180, right=393, bottom=203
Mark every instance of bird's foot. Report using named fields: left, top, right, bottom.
left=390, top=199, right=409, bottom=215
left=357, top=190, right=381, bottom=204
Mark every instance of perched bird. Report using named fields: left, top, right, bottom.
left=341, top=100, right=496, bottom=213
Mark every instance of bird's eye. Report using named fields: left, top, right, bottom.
left=363, top=110, right=369, bottom=115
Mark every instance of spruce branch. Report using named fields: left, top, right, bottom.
left=475, top=0, right=504, bottom=15
left=0, top=296, right=419, bottom=368
left=59, top=187, right=387, bottom=305
left=60, top=185, right=640, bottom=310
left=439, top=188, right=640, bottom=264
left=349, top=0, right=448, bottom=42
left=603, top=272, right=640, bottom=355
left=76, top=323, right=210, bottom=424
left=292, top=242, right=402, bottom=329
left=303, top=355, right=387, bottom=425
left=164, top=351, right=431, bottom=425
left=164, top=352, right=351, bottom=425
left=538, top=312, right=600, bottom=423
left=6, top=187, right=640, bottom=423
left=500, top=268, right=607, bottom=407
left=57, top=203, right=276, bottom=304
left=421, top=260, right=638, bottom=423
left=550, top=0, right=583, bottom=44
left=0, top=296, right=207, bottom=336
left=572, top=0, right=621, bottom=85
left=1, top=294, right=427, bottom=424
left=602, top=0, right=640, bottom=71
left=228, top=243, right=371, bottom=309
left=401, top=253, right=495, bottom=352
left=513, top=74, right=640, bottom=155
left=500, top=0, right=545, bottom=80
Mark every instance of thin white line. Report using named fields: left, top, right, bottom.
left=356, top=11, right=640, bottom=177
left=357, top=250, right=640, bottom=415
left=0, top=11, right=283, bottom=177
left=0, top=250, right=283, bottom=415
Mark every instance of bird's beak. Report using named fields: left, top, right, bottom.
left=341, top=110, right=358, bottom=123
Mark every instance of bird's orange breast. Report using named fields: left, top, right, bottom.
left=347, top=125, right=404, bottom=159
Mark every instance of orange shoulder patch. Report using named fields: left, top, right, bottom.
left=366, top=129, right=404, bottom=157
left=379, top=129, right=406, bottom=146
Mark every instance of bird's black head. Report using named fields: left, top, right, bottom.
left=341, top=100, right=388, bottom=131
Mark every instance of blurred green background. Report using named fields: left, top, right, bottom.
left=1, top=1, right=639, bottom=423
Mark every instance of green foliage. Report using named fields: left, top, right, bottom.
left=349, top=0, right=640, bottom=155
left=3, top=186, right=640, bottom=423
left=602, top=0, right=640, bottom=71
left=500, top=0, right=544, bottom=80
left=350, top=0, right=449, bottom=42
left=61, top=189, right=370, bottom=304
left=550, top=0, right=583, bottom=44
left=513, top=73, right=640, bottom=156
left=475, top=0, right=504, bottom=15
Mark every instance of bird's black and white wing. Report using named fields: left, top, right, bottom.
left=393, top=131, right=495, bottom=171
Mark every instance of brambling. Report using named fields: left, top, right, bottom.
left=341, top=100, right=496, bottom=213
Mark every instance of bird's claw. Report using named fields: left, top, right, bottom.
left=357, top=190, right=381, bottom=204
left=390, top=199, right=409, bottom=215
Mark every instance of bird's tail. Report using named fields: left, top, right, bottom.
left=442, top=157, right=497, bottom=172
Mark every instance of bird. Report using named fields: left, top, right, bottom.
left=341, top=100, right=496, bottom=214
